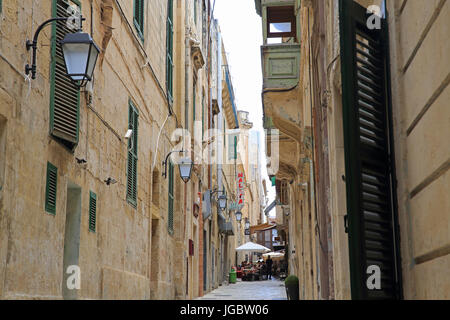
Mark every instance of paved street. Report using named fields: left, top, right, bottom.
left=198, top=278, right=287, bottom=300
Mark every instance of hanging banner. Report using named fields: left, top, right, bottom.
left=229, top=202, right=242, bottom=211
left=237, top=172, right=245, bottom=206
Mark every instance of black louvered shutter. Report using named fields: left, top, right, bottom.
left=339, top=0, right=402, bottom=300
left=45, top=162, right=58, bottom=215
left=89, top=191, right=97, bottom=232
left=134, top=0, right=144, bottom=40
left=126, top=100, right=139, bottom=207
left=50, top=0, right=81, bottom=150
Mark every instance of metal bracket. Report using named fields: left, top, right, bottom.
left=25, top=16, right=86, bottom=80
left=162, top=149, right=186, bottom=178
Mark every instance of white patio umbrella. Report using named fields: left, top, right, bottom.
left=262, top=251, right=285, bottom=261
left=235, top=242, right=271, bottom=253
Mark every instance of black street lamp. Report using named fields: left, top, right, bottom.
left=60, top=31, right=100, bottom=87
left=162, top=150, right=193, bottom=183
left=217, top=194, right=227, bottom=211
left=245, top=218, right=250, bottom=230
left=178, top=157, right=193, bottom=183
left=25, top=15, right=99, bottom=88
left=211, top=188, right=228, bottom=211
left=235, top=211, right=242, bottom=222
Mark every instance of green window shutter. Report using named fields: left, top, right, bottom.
left=50, top=0, right=81, bottom=150
left=126, top=100, right=139, bottom=207
left=89, top=191, right=97, bottom=232
left=228, top=134, right=237, bottom=160
left=202, top=94, right=205, bottom=140
left=339, top=0, right=402, bottom=300
left=194, top=0, right=197, bottom=25
left=45, top=162, right=58, bottom=215
left=168, top=160, right=174, bottom=234
left=166, top=0, right=174, bottom=102
left=134, top=0, right=144, bottom=40
left=0, top=0, right=2, bottom=13
left=228, top=134, right=233, bottom=160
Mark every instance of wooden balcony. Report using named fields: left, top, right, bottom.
left=261, top=43, right=301, bottom=90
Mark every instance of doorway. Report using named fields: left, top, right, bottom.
left=62, top=181, right=81, bottom=300
left=150, top=219, right=160, bottom=299
left=203, top=230, right=207, bottom=291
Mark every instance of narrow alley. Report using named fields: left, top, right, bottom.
left=197, top=279, right=287, bottom=301
left=0, top=0, right=448, bottom=303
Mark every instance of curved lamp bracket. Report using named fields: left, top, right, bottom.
left=162, top=150, right=186, bottom=179
left=25, top=16, right=86, bottom=82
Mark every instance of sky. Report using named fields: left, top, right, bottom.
left=213, top=0, right=276, bottom=215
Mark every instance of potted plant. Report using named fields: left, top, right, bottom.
left=284, top=275, right=299, bottom=300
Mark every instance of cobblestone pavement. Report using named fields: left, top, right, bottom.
left=197, top=278, right=287, bottom=300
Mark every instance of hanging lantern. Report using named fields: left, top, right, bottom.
left=60, top=31, right=100, bottom=87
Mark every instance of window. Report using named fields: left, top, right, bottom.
left=88, top=191, right=97, bottom=232
left=202, top=1, right=207, bottom=52
left=45, top=162, right=58, bottom=215
left=166, top=0, right=174, bottom=102
left=228, top=133, right=238, bottom=160
left=202, top=93, right=205, bottom=140
left=168, top=160, right=174, bottom=234
left=50, top=0, right=81, bottom=150
left=194, top=0, right=197, bottom=25
left=126, top=100, right=139, bottom=207
left=134, top=0, right=144, bottom=40
left=266, top=6, right=297, bottom=43
left=275, top=180, right=288, bottom=205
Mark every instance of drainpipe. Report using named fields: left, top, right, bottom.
left=183, top=0, right=189, bottom=300
left=217, top=32, right=223, bottom=193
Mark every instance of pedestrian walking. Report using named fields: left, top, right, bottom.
left=266, top=257, right=273, bottom=280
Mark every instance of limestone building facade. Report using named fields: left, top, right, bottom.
left=0, top=0, right=265, bottom=300
left=255, top=0, right=450, bottom=299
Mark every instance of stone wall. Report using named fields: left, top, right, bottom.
left=387, top=0, right=450, bottom=299
left=0, top=0, right=196, bottom=300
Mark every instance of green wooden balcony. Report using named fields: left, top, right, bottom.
left=255, top=0, right=301, bottom=89
left=261, top=43, right=301, bottom=89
